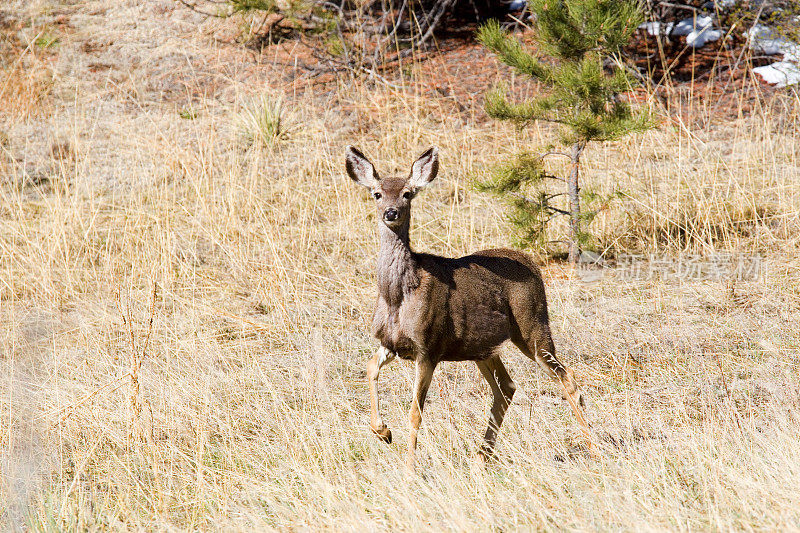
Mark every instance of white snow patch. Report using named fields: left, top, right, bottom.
left=640, top=16, right=721, bottom=48
left=752, top=62, right=800, bottom=88
left=639, top=21, right=674, bottom=36
left=747, top=24, right=800, bottom=86
left=673, top=16, right=713, bottom=37
left=747, top=24, right=800, bottom=60
left=687, top=27, right=723, bottom=48
left=639, top=9, right=800, bottom=87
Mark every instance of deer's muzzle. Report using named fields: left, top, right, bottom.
left=384, top=208, right=399, bottom=222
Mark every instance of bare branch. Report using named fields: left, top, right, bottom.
left=539, top=151, right=571, bottom=160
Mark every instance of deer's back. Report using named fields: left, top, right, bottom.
left=419, top=247, right=546, bottom=295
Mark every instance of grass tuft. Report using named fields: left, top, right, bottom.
left=238, top=94, right=291, bottom=147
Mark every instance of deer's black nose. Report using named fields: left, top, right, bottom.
left=384, top=208, right=398, bottom=222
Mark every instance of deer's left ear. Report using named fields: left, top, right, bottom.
left=409, top=147, right=439, bottom=189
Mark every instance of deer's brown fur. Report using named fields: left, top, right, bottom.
left=346, top=146, right=591, bottom=472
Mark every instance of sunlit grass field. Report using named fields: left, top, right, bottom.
left=2, top=1, right=800, bottom=530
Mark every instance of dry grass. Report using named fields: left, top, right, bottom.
left=2, top=1, right=800, bottom=530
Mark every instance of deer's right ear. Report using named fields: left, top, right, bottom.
left=345, top=146, right=379, bottom=189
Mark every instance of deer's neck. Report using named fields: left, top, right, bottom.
left=377, top=220, right=419, bottom=310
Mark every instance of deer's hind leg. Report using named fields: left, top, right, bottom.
left=476, top=354, right=516, bottom=460
left=511, top=322, right=592, bottom=442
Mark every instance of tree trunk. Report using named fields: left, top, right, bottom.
left=567, top=141, right=585, bottom=265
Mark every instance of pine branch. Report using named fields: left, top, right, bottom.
left=477, top=0, right=652, bottom=257
left=485, top=88, right=570, bottom=126
left=477, top=21, right=552, bottom=81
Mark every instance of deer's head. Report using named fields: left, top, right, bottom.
left=346, top=146, right=439, bottom=230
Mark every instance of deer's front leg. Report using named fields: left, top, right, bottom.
left=406, top=358, right=435, bottom=474
left=367, top=346, right=396, bottom=443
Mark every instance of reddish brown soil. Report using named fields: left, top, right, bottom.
left=256, top=24, right=782, bottom=127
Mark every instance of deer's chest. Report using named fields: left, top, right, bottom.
left=371, top=295, right=423, bottom=359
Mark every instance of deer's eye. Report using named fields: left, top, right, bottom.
left=402, top=191, right=412, bottom=199
left=373, top=192, right=382, bottom=200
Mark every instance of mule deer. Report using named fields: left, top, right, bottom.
left=345, top=146, right=592, bottom=472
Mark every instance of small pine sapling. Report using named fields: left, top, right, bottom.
left=477, top=0, right=652, bottom=264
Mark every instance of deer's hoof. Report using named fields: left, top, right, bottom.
left=569, top=389, right=585, bottom=408
left=477, top=445, right=496, bottom=463
left=561, top=371, right=585, bottom=408
left=372, top=425, right=392, bottom=444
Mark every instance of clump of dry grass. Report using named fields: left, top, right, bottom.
left=237, top=94, right=291, bottom=148
left=2, top=1, right=800, bottom=530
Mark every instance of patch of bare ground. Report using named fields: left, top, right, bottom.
left=2, top=0, right=800, bottom=530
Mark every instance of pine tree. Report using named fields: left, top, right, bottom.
left=477, top=0, right=652, bottom=264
